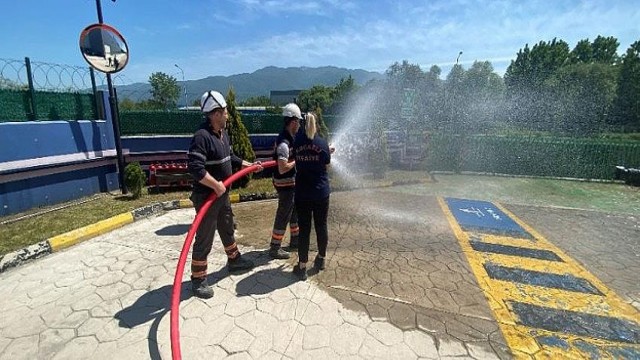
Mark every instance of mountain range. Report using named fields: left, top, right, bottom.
left=114, top=66, right=385, bottom=105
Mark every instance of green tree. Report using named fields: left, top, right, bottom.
left=226, top=87, right=255, bottom=188
left=459, top=61, right=505, bottom=133
left=444, top=63, right=466, bottom=132
left=420, top=65, right=444, bottom=130
left=313, top=106, right=330, bottom=139
left=505, top=38, right=570, bottom=91
left=148, top=72, right=179, bottom=109
left=384, top=60, right=427, bottom=131
left=546, top=63, right=617, bottom=134
left=504, top=38, right=571, bottom=131
left=298, top=85, right=333, bottom=113
left=569, top=39, right=594, bottom=64
left=386, top=60, right=425, bottom=88
left=119, top=98, right=137, bottom=111
left=330, top=76, right=359, bottom=115
left=612, top=40, right=640, bottom=128
left=569, top=36, right=619, bottom=65
left=592, top=35, right=619, bottom=64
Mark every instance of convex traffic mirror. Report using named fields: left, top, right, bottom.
left=79, top=23, right=129, bottom=74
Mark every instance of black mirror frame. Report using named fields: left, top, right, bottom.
left=79, top=23, right=129, bottom=74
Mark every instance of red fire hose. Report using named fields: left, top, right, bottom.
left=170, top=160, right=276, bottom=360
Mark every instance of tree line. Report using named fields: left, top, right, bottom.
left=119, top=35, right=639, bottom=136
left=374, top=36, right=639, bottom=135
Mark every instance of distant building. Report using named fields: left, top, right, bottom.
left=270, top=90, right=302, bottom=106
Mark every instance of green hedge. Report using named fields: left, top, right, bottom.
left=426, top=134, right=640, bottom=180
left=119, top=111, right=343, bottom=135
left=0, top=89, right=96, bottom=121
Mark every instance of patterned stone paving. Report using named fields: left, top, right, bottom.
left=2, top=188, right=636, bottom=359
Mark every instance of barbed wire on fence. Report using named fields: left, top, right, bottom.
left=0, top=57, right=137, bottom=93
left=0, top=58, right=28, bottom=90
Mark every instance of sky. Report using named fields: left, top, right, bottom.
left=0, top=0, right=638, bottom=84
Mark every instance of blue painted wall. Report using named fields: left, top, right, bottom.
left=122, top=135, right=191, bottom=153
left=1, top=165, right=118, bottom=216
left=0, top=92, right=119, bottom=217
left=0, top=120, right=113, bottom=162
left=121, top=134, right=277, bottom=154
left=0, top=95, right=280, bottom=217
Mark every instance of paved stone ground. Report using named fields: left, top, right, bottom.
left=1, top=186, right=637, bottom=359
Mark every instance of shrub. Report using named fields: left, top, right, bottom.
left=124, top=162, right=146, bottom=198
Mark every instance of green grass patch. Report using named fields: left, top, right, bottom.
left=0, top=178, right=275, bottom=256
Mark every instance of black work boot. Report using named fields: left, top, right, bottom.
left=269, top=245, right=290, bottom=259
left=287, top=236, right=299, bottom=250
left=313, top=256, right=325, bottom=271
left=292, top=264, right=308, bottom=281
left=191, top=277, right=214, bottom=299
left=227, top=254, right=254, bottom=272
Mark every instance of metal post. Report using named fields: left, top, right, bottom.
left=89, top=67, right=98, bottom=119
left=24, top=57, right=37, bottom=121
left=174, top=64, right=186, bottom=108
left=95, top=0, right=127, bottom=194
left=454, top=51, right=463, bottom=174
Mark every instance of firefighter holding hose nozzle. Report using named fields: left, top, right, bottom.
left=186, top=90, right=262, bottom=299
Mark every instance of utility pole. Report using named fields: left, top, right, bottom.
left=175, top=64, right=187, bottom=108
left=453, top=51, right=463, bottom=174
left=95, top=0, right=127, bottom=194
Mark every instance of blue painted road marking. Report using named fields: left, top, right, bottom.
left=445, top=198, right=532, bottom=238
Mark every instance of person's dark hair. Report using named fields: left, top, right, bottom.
left=283, top=116, right=298, bottom=127
left=205, top=107, right=225, bottom=118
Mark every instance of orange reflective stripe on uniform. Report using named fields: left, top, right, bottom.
left=191, top=270, right=207, bottom=278
left=224, top=243, right=240, bottom=259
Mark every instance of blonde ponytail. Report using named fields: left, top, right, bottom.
left=305, top=113, right=317, bottom=140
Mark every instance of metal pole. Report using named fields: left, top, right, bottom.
left=174, top=64, right=186, bottom=108
left=453, top=51, right=463, bottom=173
left=89, top=67, right=98, bottom=119
left=24, top=57, right=37, bottom=121
left=95, top=0, right=127, bottom=194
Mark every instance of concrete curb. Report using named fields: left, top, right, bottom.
left=0, top=199, right=189, bottom=274
left=0, top=178, right=429, bottom=273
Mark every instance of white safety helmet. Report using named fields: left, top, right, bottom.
left=200, top=90, right=227, bottom=113
left=282, top=103, right=303, bottom=119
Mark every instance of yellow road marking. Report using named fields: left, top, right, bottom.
left=437, top=197, right=640, bottom=359
left=48, top=212, right=134, bottom=252
left=493, top=202, right=640, bottom=318
left=489, top=281, right=638, bottom=323
left=477, top=234, right=557, bottom=253
left=478, top=252, right=571, bottom=275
